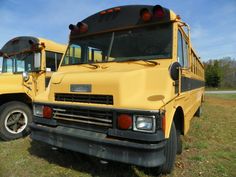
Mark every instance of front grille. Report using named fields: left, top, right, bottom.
left=53, top=106, right=113, bottom=130
left=55, top=93, right=113, bottom=105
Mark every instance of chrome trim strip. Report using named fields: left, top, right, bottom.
left=53, top=112, right=112, bottom=123
left=54, top=116, right=112, bottom=127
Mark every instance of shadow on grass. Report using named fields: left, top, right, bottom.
left=28, top=140, right=142, bottom=177
left=0, top=138, right=5, bottom=142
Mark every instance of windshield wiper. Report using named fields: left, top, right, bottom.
left=76, top=62, right=100, bottom=69
left=116, top=59, right=159, bottom=66
left=87, top=63, right=100, bottom=69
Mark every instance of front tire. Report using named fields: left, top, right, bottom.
left=0, top=101, right=32, bottom=140
left=161, top=123, right=177, bottom=174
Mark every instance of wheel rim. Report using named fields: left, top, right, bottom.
left=4, top=110, right=28, bottom=134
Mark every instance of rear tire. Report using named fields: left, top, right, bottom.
left=176, top=130, right=182, bottom=154
left=195, top=105, right=202, bottom=117
left=0, top=101, right=32, bottom=140
left=161, top=123, right=177, bottom=174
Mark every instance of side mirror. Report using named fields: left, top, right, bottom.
left=22, top=72, right=30, bottom=82
left=0, top=50, right=3, bottom=57
left=169, top=62, right=181, bottom=81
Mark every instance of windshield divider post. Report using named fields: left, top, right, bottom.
left=106, top=32, right=115, bottom=61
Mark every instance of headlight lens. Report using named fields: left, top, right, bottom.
left=133, top=115, right=156, bottom=133
left=33, top=105, right=43, bottom=117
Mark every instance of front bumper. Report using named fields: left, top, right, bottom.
left=30, top=122, right=166, bottom=167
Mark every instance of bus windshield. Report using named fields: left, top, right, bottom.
left=2, top=52, right=41, bottom=73
left=62, top=23, right=172, bottom=65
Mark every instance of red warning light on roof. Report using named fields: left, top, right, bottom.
left=140, top=8, right=152, bottom=22
left=153, top=5, right=165, bottom=18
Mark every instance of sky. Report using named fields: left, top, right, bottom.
left=0, top=0, right=236, bottom=61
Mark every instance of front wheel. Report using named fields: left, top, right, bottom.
left=0, top=101, right=32, bottom=140
left=161, top=123, right=177, bottom=174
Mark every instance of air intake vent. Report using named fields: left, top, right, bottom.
left=55, top=93, right=113, bottom=105
left=52, top=106, right=113, bottom=131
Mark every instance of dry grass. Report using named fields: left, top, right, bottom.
left=0, top=94, right=235, bottom=177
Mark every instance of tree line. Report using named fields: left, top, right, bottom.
left=204, top=57, right=236, bottom=88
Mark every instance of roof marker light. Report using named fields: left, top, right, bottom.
left=114, top=7, right=121, bottom=12
left=107, top=9, right=114, bottom=13
left=100, top=11, right=106, bottom=15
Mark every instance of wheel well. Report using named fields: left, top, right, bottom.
left=0, top=93, right=32, bottom=108
left=173, top=107, right=184, bottom=135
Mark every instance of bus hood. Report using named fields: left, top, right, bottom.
left=0, top=73, right=25, bottom=94
left=49, top=65, right=174, bottom=110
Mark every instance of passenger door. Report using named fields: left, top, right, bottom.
left=45, top=51, right=63, bottom=87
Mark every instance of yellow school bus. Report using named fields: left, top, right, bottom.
left=30, top=5, right=204, bottom=175
left=0, top=36, right=66, bottom=140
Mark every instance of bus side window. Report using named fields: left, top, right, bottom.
left=46, top=51, right=63, bottom=72
left=183, top=39, right=189, bottom=68
left=177, top=30, right=184, bottom=66
left=2, top=58, right=13, bottom=73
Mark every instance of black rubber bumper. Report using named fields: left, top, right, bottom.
left=30, top=123, right=166, bottom=167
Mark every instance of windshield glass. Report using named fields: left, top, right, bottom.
left=2, top=52, right=41, bottom=73
left=62, top=23, right=172, bottom=65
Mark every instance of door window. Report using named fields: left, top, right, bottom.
left=177, top=30, right=184, bottom=66
left=45, top=51, right=63, bottom=72
left=183, top=39, right=189, bottom=68
left=177, top=30, right=189, bottom=68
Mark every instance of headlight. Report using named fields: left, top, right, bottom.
left=133, top=115, right=156, bottom=133
left=33, top=105, right=43, bottom=117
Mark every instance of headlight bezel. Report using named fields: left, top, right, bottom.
left=133, top=115, right=156, bottom=133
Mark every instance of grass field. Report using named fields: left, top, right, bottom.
left=0, top=94, right=235, bottom=177
left=205, top=87, right=236, bottom=91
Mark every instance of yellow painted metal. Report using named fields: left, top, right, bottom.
left=34, top=9, right=205, bottom=139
